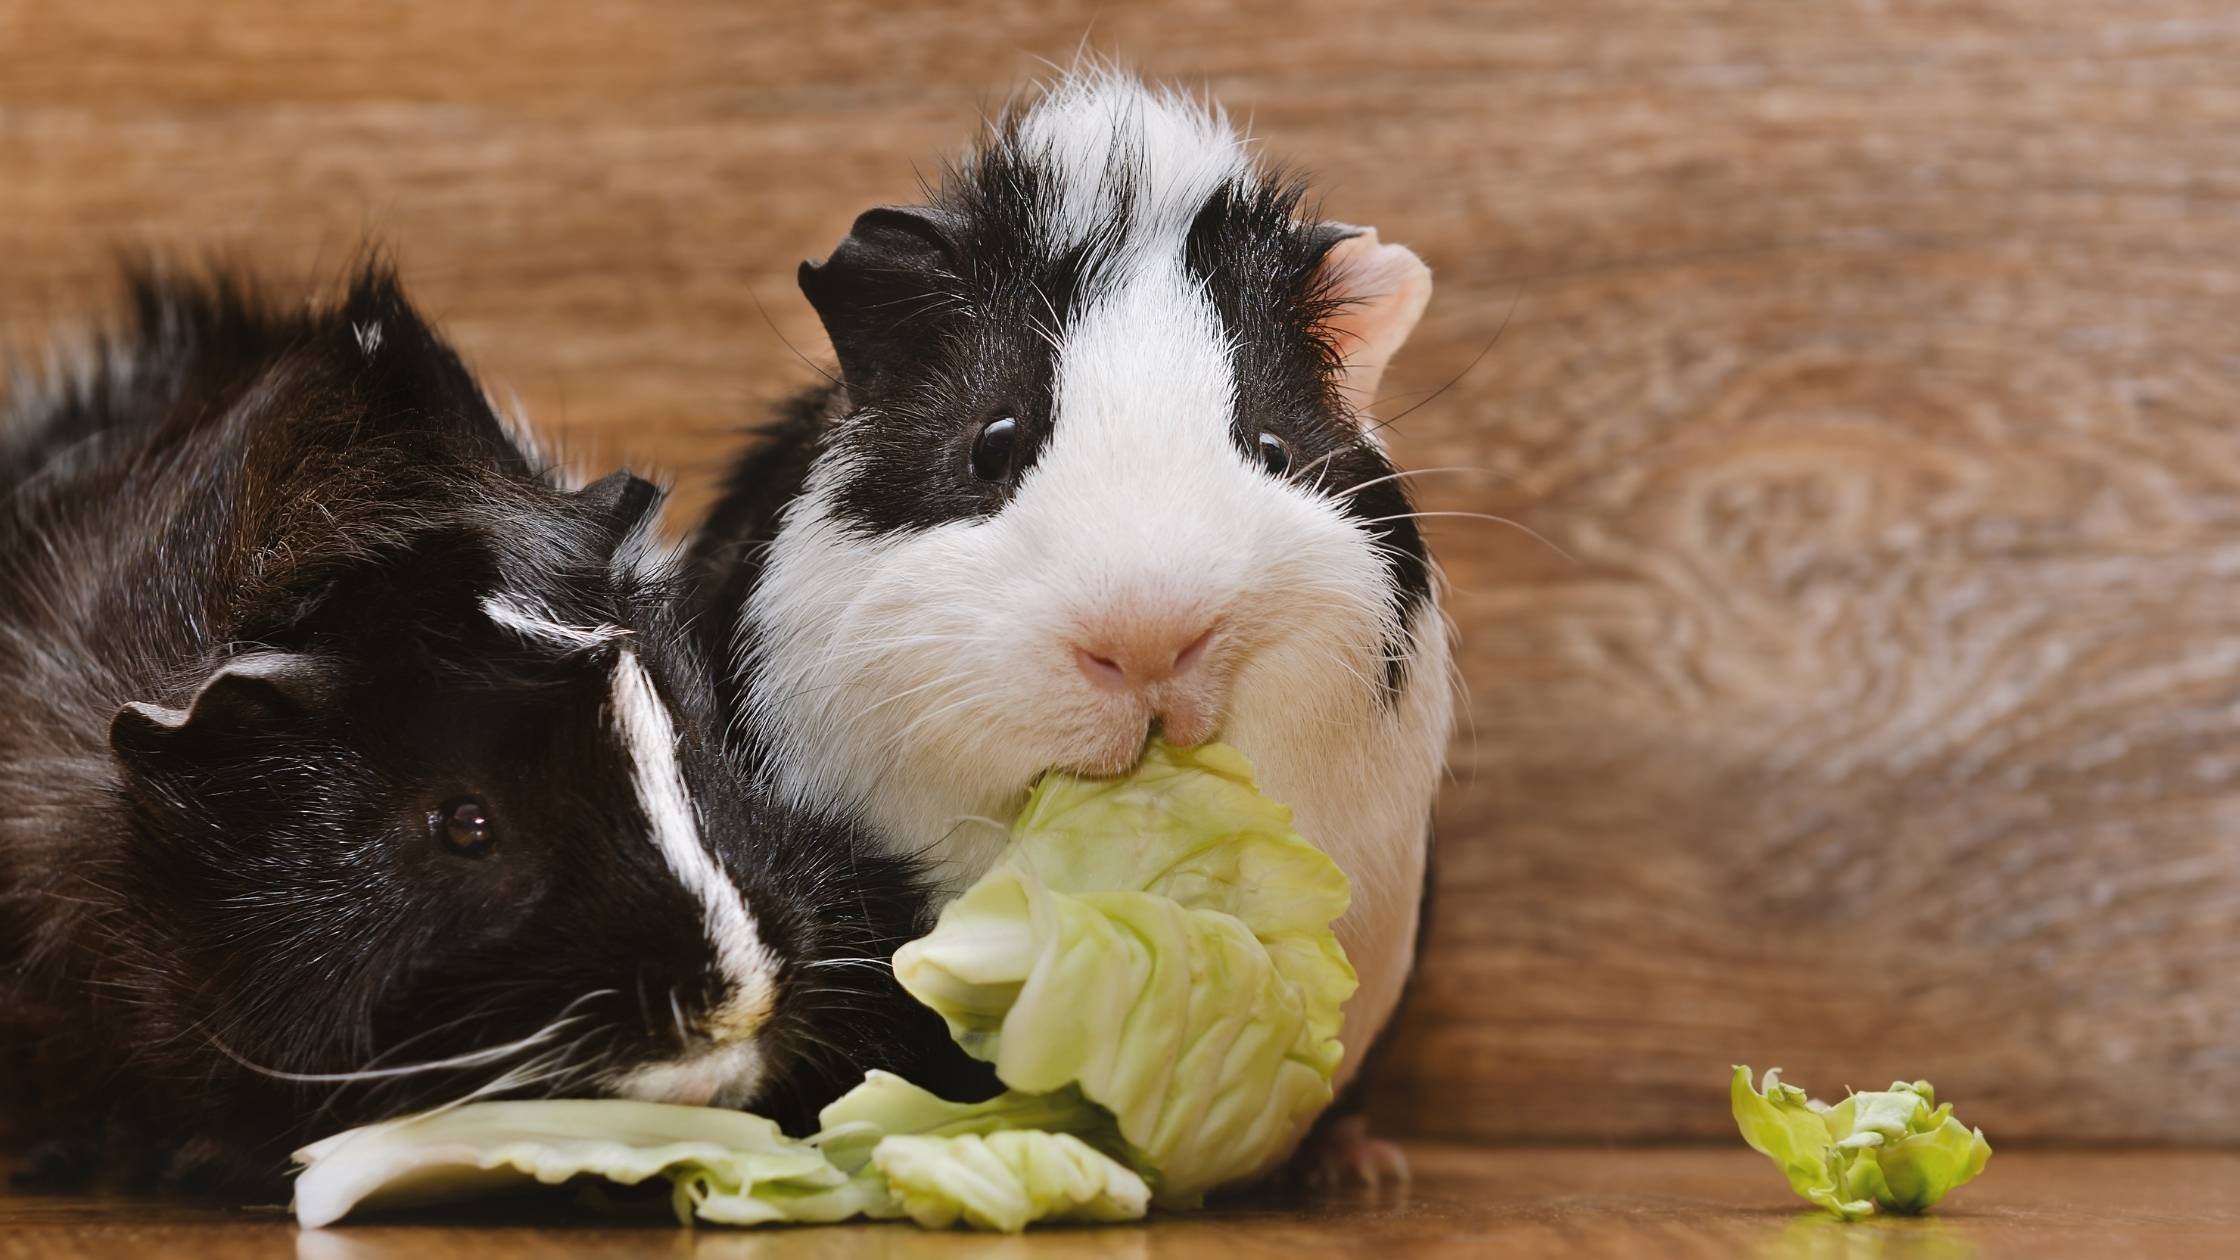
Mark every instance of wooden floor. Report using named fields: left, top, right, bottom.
left=4, top=1146, right=2236, bottom=1259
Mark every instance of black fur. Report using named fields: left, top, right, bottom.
left=0, top=266, right=981, bottom=1195
left=686, top=384, right=837, bottom=727
left=792, top=142, right=1114, bottom=536
left=1180, top=179, right=1434, bottom=691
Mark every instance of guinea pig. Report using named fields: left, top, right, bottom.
left=687, top=70, right=1453, bottom=1172
left=0, top=266, right=978, bottom=1194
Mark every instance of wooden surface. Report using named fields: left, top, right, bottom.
left=5, top=0, right=2240, bottom=1146
left=6, top=1147, right=2239, bottom=1259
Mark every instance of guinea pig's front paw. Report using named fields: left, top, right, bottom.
left=1292, top=1113, right=1412, bottom=1190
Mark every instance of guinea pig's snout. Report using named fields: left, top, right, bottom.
left=1069, top=616, right=1224, bottom=748
left=1071, top=620, right=1214, bottom=691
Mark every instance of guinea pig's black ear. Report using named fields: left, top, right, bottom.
left=1310, top=224, right=1434, bottom=421
left=798, top=206, right=963, bottom=396
left=111, top=652, right=342, bottom=767
left=576, top=469, right=665, bottom=550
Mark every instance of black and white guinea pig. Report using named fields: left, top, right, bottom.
left=688, top=70, right=1455, bottom=1115
left=0, top=267, right=977, bottom=1193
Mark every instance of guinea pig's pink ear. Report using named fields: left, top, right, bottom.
left=1313, top=226, right=1433, bottom=421
left=110, top=652, right=342, bottom=767
left=798, top=206, right=962, bottom=397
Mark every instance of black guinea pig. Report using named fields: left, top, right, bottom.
left=0, top=266, right=981, bottom=1194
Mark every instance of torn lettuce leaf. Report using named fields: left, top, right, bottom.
left=893, top=739, right=1357, bottom=1205
left=873, top=1132, right=1150, bottom=1232
left=292, top=1099, right=865, bottom=1230
left=293, top=740, right=1354, bottom=1231
left=1732, top=1066, right=1991, bottom=1220
left=696, top=1085, right=1157, bottom=1231
left=811, top=1070, right=1130, bottom=1175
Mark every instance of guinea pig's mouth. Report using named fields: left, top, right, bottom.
left=606, top=1039, right=766, bottom=1110
left=1053, top=715, right=1223, bottom=779
left=1056, top=658, right=1228, bottom=776
left=1065, top=732, right=1154, bottom=778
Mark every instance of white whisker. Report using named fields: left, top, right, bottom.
left=1332, top=465, right=1485, bottom=499
left=205, top=988, right=615, bottom=1085
left=1358, top=510, right=1576, bottom=564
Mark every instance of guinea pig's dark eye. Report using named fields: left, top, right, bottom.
left=432, top=797, right=496, bottom=859
left=1255, top=431, right=1292, bottom=477
left=970, top=415, right=1022, bottom=482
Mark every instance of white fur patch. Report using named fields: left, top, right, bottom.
left=1012, top=70, right=1249, bottom=252
left=609, top=650, right=778, bottom=1084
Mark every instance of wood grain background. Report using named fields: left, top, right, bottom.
left=3, top=0, right=2236, bottom=1145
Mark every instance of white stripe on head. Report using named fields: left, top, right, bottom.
left=481, top=594, right=630, bottom=653
left=1011, top=69, right=1249, bottom=253
left=608, top=650, right=778, bottom=1040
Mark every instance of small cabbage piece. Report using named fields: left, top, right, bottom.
left=873, top=1132, right=1150, bottom=1232
left=810, top=1073, right=1148, bottom=1232
left=893, top=739, right=1357, bottom=1206
left=1732, top=1066, right=1992, bottom=1220
left=813, top=1070, right=1130, bottom=1174
left=292, top=1100, right=869, bottom=1229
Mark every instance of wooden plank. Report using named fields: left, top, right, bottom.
left=3, top=0, right=2238, bottom=1143
left=5, top=1147, right=2239, bottom=1259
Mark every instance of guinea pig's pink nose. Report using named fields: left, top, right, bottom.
left=1072, top=621, right=1217, bottom=692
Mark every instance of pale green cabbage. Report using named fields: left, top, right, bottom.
left=873, top=1132, right=1149, bottom=1232
left=810, top=1070, right=1129, bottom=1175
left=294, top=1090, right=1145, bottom=1232
left=1731, top=1066, right=1992, bottom=1220
left=291, top=1099, right=861, bottom=1230
left=894, top=738, right=1356, bottom=1205
left=292, top=740, right=1356, bottom=1232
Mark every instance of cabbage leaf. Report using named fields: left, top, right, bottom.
left=292, top=1099, right=866, bottom=1230
left=1731, top=1066, right=1991, bottom=1220
left=872, top=1132, right=1149, bottom=1232
left=894, top=739, right=1355, bottom=1205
